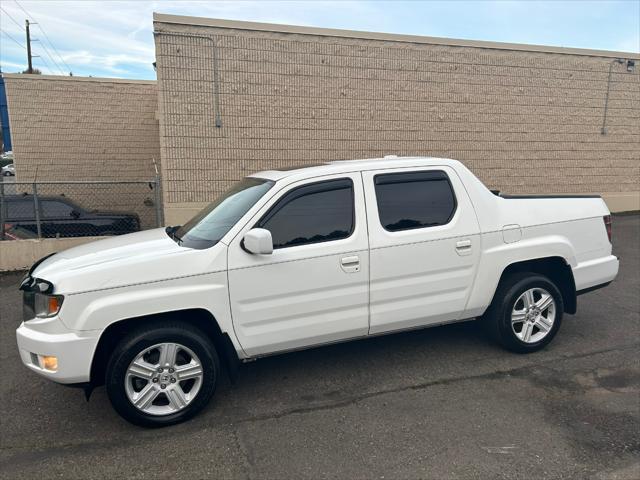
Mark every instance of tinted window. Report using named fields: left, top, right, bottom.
left=41, top=200, right=75, bottom=218
left=6, top=199, right=35, bottom=220
left=258, top=178, right=354, bottom=249
left=374, top=171, right=456, bottom=231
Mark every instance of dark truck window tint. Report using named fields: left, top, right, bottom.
left=41, top=200, right=75, bottom=218
left=374, top=171, right=456, bottom=232
left=258, top=178, right=354, bottom=249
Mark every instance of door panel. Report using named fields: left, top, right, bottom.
left=228, top=173, right=369, bottom=356
left=362, top=166, right=481, bottom=334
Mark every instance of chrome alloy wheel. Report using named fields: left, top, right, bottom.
left=125, top=343, right=204, bottom=416
left=511, top=287, right=556, bottom=343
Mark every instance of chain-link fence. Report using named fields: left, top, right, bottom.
left=0, top=179, right=163, bottom=240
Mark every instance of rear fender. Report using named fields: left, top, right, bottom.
left=466, top=234, right=576, bottom=316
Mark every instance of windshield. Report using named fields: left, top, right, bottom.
left=170, top=177, right=274, bottom=249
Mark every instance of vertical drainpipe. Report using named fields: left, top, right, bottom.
left=153, top=31, right=223, bottom=129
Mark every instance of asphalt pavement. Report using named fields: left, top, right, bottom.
left=1, top=214, right=638, bottom=479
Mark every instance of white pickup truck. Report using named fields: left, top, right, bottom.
left=16, top=157, right=618, bottom=427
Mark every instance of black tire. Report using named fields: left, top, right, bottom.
left=483, top=272, right=564, bottom=353
left=105, top=321, right=219, bottom=427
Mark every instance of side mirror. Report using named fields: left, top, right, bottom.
left=70, top=209, right=81, bottom=219
left=243, top=228, right=273, bottom=255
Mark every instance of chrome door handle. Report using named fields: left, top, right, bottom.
left=340, top=256, right=360, bottom=273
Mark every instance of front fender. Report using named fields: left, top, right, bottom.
left=59, top=271, right=241, bottom=353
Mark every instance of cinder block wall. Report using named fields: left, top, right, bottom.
left=3, top=74, right=161, bottom=181
left=3, top=74, right=162, bottom=228
left=153, top=14, right=640, bottom=224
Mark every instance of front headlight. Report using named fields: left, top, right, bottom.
left=23, top=291, right=64, bottom=321
left=20, top=275, right=63, bottom=321
left=34, top=292, right=64, bottom=318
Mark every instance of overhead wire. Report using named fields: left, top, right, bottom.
left=34, top=23, right=72, bottom=73
left=0, top=28, right=26, bottom=49
left=34, top=50, right=54, bottom=74
left=36, top=40, right=64, bottom=74
left=13, top=0, right=72, bottom=74
left=0, top=6, right=24, bottom=30
left=12, top=0, right=31, bottom=21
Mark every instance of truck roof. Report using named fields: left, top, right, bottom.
left=249, top=156, right=464, bottom=181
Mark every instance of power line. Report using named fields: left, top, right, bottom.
left=12, top=0, right=31, bottom=20
left=33, top=51, right=53, bottom=74
left=0, top=6, right=24, bottom=30
left=0, top=28, right=26, bottom=49
left=14, top=0, right=72, bottom=74
left=35, top=24, right=72, bottom=73
left=37, top=40, right=64, bottom=74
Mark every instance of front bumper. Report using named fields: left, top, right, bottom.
left=16, top=317, right=100, bottom=384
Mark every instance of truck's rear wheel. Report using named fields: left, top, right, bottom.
left=484, top=272, right=564, bottom=353
left=105, top=322, right=219, bottom=427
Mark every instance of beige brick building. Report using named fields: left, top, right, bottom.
left=3, top=74, right=161, bottom=228
left=3, top=74, right=160, bottom=181
left=153, top=14, right=639, bottom=224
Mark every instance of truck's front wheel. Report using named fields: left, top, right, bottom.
left=485, top=272, right=564, bottom=353
left=105, top=322, right=219, bottom=427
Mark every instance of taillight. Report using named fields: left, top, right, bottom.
left=603, top=215, right=612, bottom=243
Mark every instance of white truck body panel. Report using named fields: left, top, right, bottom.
left=227, top=172, right=370, bottom=356
left=362, top=165, right=481, bottom=334
left=16, top=157, right=619, bottom=384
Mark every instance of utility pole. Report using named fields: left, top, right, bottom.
left=25, top=19, right=33, bottom=74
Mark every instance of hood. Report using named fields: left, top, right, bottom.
left=32, top=228, right=226, bottom=294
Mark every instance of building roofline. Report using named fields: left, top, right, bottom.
left=153, top=12, right=640, bottom=60
left=0, top=73, right=156, bottom=85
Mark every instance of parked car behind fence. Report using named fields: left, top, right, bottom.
left=2, top=163, right=15, bottom=176
left=0, top=151, right=14, bottom=170
left=4, top=194, right=140, bottom=238
left=0, top=180, right=163, bottom=240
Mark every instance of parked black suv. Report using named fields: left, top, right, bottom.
left=2, top=195, right=140, bottom=238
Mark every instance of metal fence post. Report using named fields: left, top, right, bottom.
left=0, top=180, right=5, bottom=240
left=154, top=175, right=163, bottom=227
left=33, top=182, right=42, bottom=239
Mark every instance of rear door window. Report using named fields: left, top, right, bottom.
left=374, top=171, right=456, bottom=231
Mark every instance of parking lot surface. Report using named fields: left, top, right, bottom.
left=1, top=215, right=638, bottom=479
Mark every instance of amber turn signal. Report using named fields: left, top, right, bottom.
left=48, top=296, right=61, bottom=315
left=40, top=355, right=58, bottom=371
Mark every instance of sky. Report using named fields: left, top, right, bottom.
left=0, top=0, right=638, bottom=79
